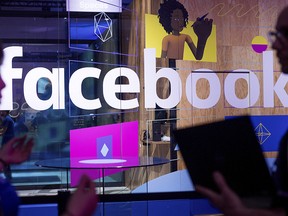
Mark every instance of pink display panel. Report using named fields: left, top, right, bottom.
left=70, top=121, right=139, bottom=186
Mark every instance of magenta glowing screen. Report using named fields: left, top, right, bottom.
left=69, top=121, right=138, bottom=186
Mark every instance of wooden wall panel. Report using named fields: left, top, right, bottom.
left=123, top=0, right=288, bottom=181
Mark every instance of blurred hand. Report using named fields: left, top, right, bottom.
left=65, top=175, right=98, bottom=216
left=192, top=17, right=213, bottom=40
left=0, top=135, right=34, bottom=165
left=196, top=171, right=245, bottom=215
left=196, top=171, right=285, bottom=216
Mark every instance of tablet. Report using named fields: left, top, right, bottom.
left=173, top=116, right=276, bottom=208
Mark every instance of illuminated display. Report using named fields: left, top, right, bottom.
left=66, top=0, right=122, bottom=13
left=69, top=121, right=138, bottom=186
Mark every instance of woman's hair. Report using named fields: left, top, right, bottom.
left=0, top=42, right=3, bottom=64
left=158, top=0, right=189, bottom=34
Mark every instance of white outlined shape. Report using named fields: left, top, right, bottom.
left=255, top=123, right=271, bottom=145
left=94, top=12, right=113, bottom=42
left=100, top=143, right=109, bottom=157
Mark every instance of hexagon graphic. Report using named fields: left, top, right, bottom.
left=94, top=12, right=113, bottom=42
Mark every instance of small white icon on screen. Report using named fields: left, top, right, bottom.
left=94, top=12, right=113, bottom=42
left=101, top=143, right=109, bottom=157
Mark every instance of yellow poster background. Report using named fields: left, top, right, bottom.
left=145, top=13, right=217, bottom=62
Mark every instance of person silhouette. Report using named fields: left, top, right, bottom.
left=0, top=110, right=15, bottom=180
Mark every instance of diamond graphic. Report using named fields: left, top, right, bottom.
left=101, top=143, right=109, bottom=157
left=254, top=123, right=271, bottom=145
left=97, top=135, right=113, bottom=159
left=94, top=12, right=113, bottom=42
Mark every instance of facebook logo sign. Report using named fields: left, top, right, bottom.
left=97, top=135, right=113, bottom=159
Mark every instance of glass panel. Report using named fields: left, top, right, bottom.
left=0, top=0, right=264, bottom=207
left=0, top=0, right=139, bottom=194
